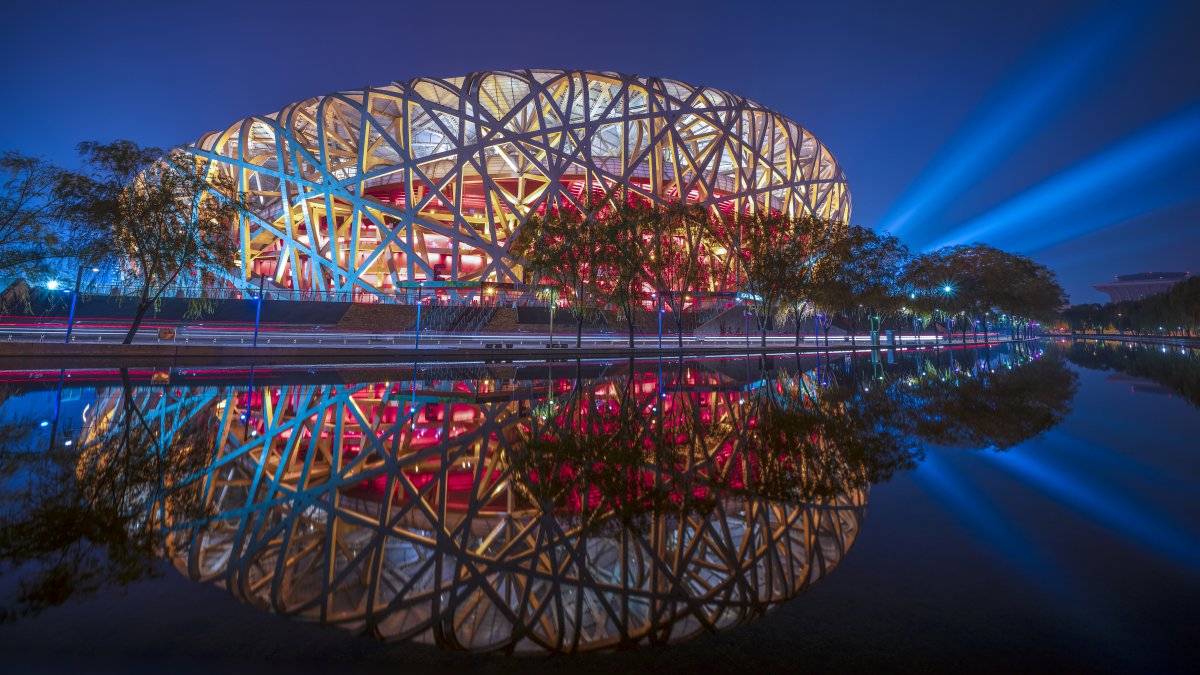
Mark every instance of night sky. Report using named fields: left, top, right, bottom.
left=2, top=0, right=1197, bottom=303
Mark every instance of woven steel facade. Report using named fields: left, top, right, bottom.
left=189, top=69, right=851, bottom=301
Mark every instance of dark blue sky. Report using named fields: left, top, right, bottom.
left=3, top=0, right=1197, bottom=302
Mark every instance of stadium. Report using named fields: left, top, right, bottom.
left=188, top=69, right=851, bottom=303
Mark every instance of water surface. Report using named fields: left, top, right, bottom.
left=0, top=341, right=1196, bottom=673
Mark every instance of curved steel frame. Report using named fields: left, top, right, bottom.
left=188, top=69, right=852, bottom=301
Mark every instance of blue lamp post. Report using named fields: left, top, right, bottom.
left=744, top=301, right=751, bottom=349
left=64, top=265, right=101, bottom=344
left=252, top=274, right=266, bottom=348
left=656, top=293, right=663, bottom=349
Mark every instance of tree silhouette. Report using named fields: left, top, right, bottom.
left=69, top=141, right=249, bottom=343
left=593, top=192, right=657, bottom=348
left=0, top=376, right=212, bottom=620
left=510, top=205, right=604, bottom=347
left=644, top=202, right=718, bottom=348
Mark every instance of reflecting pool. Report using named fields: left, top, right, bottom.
left=0, top=341, right=1197, bottom=672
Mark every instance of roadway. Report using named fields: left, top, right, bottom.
left=0, top=322, right=968, bottom=352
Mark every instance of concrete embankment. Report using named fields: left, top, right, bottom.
left=1067, top=333, right=1200, bottom=348
left=0, top=337, right=1035, bottom=369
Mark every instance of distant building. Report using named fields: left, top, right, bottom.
left=1094, top=272, right=1190, bottom=303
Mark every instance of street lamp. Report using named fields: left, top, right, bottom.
left=415, top=281, right=426, bottom=350
left=658, top=302, right=665, bottom=349
left=938, top=284, right=956, bottom=343
left=744, top=299, right=751, bottom=349
left=538, top=286, right=559, bottom=348
left=252, top=274, right=266, bottom=348
left=653, top=292, right=663, bottom=349
left=65, top=265, right=101, bottom=344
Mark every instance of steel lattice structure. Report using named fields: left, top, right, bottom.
left=72, top=366, right=866, bottom=654
left=187, top=69, right=851, bottom=301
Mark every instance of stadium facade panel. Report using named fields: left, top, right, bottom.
left=188, top=69, right=851, bottom=302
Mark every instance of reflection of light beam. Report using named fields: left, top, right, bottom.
left=933, top=101, right=1200, bottom=250
left=1049, top=428, right=1197, bottom=496
left=880, top=8, right=1133, bottom=236
left=913, top=453, right=1074, bottom=594
left=981, top=450, right=1200, bottom=572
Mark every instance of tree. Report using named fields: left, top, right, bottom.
left=1060, top=302, right=1104, bottom=334
left=0, top=152, right=92, bottom=285
left=775, top=214, right=842, bottom=347
left=644, top=202, right=717, bottom=348
left=594, top=192, right=656, bottom=348
left=901, top=244, right=1064, bottom=344
left=510, top=206, right=603, bottom=348
left=809, top=225, right=908, bottom=344
left=901, top=251, right=958, bottom=341
left=71, top=141, right=248, bottom=344
left=995, top=253, right=1067, bottom=338
left=728, top=211, right=822, bottom=348
left=918, top=244, right=1066, bottom=343
left=1059, top=277, right=1197, bottom=337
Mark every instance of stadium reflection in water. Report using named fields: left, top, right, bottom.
left=3, top=343, right=1075, bottom=654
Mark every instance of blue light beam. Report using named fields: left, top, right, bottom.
left=933, top=100, right=1200, bottom=250
left=879, top=7, right=1135, bottom=236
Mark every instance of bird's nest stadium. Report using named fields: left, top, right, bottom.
left=188, top=69, right=851, bottom=303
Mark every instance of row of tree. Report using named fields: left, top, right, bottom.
left=2, top=141, right=1066, bottom=348
left=1060, top=276, right=1200, bottom=336
left=512, top=192, right=1067, bottom=348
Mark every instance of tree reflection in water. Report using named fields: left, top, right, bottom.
left=0, top=344, right=1077, bottom=651
left=0, top=372, right=213, bottom=620
left=1060, top=339, right=1200, bottom=408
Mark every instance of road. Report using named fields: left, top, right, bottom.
left=0, top=322, right=970, bottom=351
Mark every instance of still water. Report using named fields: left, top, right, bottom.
left=0, top=341, right=1196, bottom=673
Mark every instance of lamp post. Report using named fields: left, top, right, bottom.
left=939, top=283, right=955, bottom=343
left=64, top=265, right=101, bottom=344
left=252, top=274, right=266, bottom=348
left=744, top=300, right=751, bottom=350
left=655, top=293, right=663, bottom=349
left=415, top=281, right=425, bottom=350
left=46, top=368, right=66, bottom=451
left=536, top=286, right=558, bottom=348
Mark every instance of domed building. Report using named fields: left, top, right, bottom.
left=188, top=69, right=851, bottom=302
